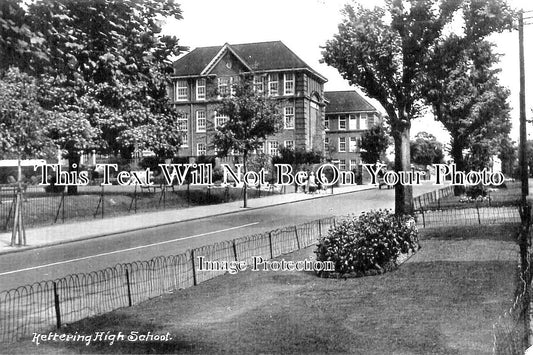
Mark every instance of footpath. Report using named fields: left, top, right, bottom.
left=0, top=184, right=375, bottom=255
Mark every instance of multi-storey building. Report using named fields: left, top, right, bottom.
left=324, top=90, right=383, bottom=173
left=169, top=41, right=327, bottom=160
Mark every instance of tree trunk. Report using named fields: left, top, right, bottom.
left=393, top=125, right=413, bottom=215
left=450, top=139, right=465, bottom=196
left=243, top=152, right=248, bottom=208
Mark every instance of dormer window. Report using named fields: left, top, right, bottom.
left=176, top=80, right=188, bottom=101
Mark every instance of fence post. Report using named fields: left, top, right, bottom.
left=125, top=268, right=132, bottom=307
left=294, top=225, right=301, bottom=250
left=318, top=219, right=322, bottom=237
left=53, top=281, right=61, bottom=329
left=232, top=240, right=238, bottom=262
left=268, top=231, right=273, bottom=259
left=476, top=204, right=481, bottom=225
left=421, top=208, right=426, bottom=228
left=191, top=250, right=197, bottom=286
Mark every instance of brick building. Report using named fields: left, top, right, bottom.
left=169, top=41, right=327, bottom=160
left=324, top=90, right=383, bottom=172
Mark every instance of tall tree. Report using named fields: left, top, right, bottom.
left=410, top=132, right=444, bottom=166
left=322, top=0, right=514, bottom=214
left=360, top=124, right=390, bottom=164
left=23, top=0, right=186, bottom=164
left=425, top=39, right=512, bottom=192
left=213, top=78, right=283, bottom=208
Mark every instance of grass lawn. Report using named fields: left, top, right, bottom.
left=0, top=224, right=520, bottom=354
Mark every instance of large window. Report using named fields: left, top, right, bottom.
left=349, top=159, right=357, bottom=171
left=324, top=137, right=329, bottom=151
left=284, top=140, right=294, bottom=150
left=284, top=105, right=295, bottom=129
left=218, top=77, right=231, bottom=97
left=268, top=74, right=278, bottom=96
left=215, top=112, right=229, bottom=128
left=177, top=113, right=188, bottom=146
left=254, top=75, right=264, bottom=93
left=339, top=115, right=346, bottom=130
left=359, top=113, right=367, bottom=129
left=176, top=80, right=187, bottom=101
left=349, top=137, right=357, bottom=152
left=338, top=137, right=346, bottom=152
left=349, top=114, right=357, bottom=130
left=324, top=116, right=329, bottom=130
left=339, top=159, right=346, bottom=171
left=284, top=73, right=294, bottom=95
left=268, top=141, right=279, bottom=155
left=196, top=110, right=206, bottom=132
left=197, top=143, right=206, bottom=156
left=196, top=78, right=206, bottom=100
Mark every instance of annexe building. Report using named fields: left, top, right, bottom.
left=324, top=90, right=383, bottom=172
left=169, top=41, right=327, bottom=160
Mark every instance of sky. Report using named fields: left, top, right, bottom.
left=162, top=0, right=533, bottom=147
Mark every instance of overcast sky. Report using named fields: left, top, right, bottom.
left=163, top=0, right=533, bottom=146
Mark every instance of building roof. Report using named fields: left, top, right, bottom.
left=324, top=90, right=377, bottom=113
left=172, top=41, right=326, bottom=82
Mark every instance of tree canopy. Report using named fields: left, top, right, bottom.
left=410, top=132, right=444, bottom=166
left=322, top=0, right=514, bottom=213
left=360, top=124, right=390, bottom=164
left=213, top=78, right=283, bottom=207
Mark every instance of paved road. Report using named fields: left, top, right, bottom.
left=0, top=184, right=438, bottom=291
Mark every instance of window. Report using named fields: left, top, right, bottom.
left=349, top=114, right=357, bottom=130
left=350, top=159, right=358, bottom=171
left=324, top=137, right=329, bottom=151
left=339, top=159, right=346, bottom=171
left=197, top=143, right=206, bottom=156
left=214, top=112, right=229, bottom=128
left=338, top=137, right=346, bottom=152
left=284, top=73, right=294, bottom=95
left=268, top=141, right=279, bottom=155
left=284, top=140, right=294, bottom=150
left=339, top=115, right=346, bottom=130
left=253, top=75, right=264, bottom=93
left=218, top=77, right=230, bottom=97
left=196, top=78, right=206, bottom=100
left=196, top=110, right=206, bottom=132
left=268, top=74, right=278, bottom=96
left=359, top=113, right=367, bottom=130
left=324, top=116, right=329, bottom=130
left=176, top=80, right=187, bottom=101
left=349, top=137, right=357, bottom=152
left=284, top=106, right=295, bottom=129
left=177, top=113, right=188, bottom=146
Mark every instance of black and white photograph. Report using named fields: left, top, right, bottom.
left=0, top=0, right=532, bottom=353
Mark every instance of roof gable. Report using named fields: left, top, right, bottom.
left=324, top=91, right=377, bottom=113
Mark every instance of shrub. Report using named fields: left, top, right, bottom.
left=315, top=210, right=419, bottom=276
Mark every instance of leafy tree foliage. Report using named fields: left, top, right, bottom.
left=322, top=0, right=514, bottom=213
left=0, top=68, right=55, bottom=161
left=360, top=124, right=390, bottom=164
left=213, top=78, right=283, bottom=207
left=425, top=39, right=512, bottom=180
left=410, top=132, right=444, bottom=166
left=2, top=0, right=186, bottom=164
